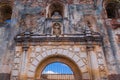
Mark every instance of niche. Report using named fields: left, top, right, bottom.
left=0, top=5, right=12, bottom=22
left=106, top=2, right=120, bottom=18
left=48, top=2, right=64, bottom=18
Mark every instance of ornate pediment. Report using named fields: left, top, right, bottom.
left=15, top=24, right=102, bottom=44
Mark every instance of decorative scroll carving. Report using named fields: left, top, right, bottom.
left=97, top=52, right=107, bottom=79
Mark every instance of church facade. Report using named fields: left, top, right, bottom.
left=0, top=0, right=120, bottom=80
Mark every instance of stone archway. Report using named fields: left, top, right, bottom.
left=28, top=48, right=90, bottom=80
left=35, top=55, right=82, bottom=80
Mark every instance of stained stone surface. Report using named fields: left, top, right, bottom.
left=0, top=0, right=120, bottom=80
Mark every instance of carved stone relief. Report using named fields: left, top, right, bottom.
left=20, top=14, right=46, bottom=34
left=52, top=23, right=61, bottom=36
left=96, top=51, right=107, bottom=79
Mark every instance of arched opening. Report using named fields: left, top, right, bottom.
left=41, top=62, right=74, bottom=80
left=106, top=2, right=120, bottom=18
left=0, top=5, right=12, bottom=23
left=35, top=55, right=82, bottom=80
left=48, top=2, right=64, bottom=18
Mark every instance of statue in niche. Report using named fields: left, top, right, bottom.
left=52, top=12, right=62, bottom=19
left=53, top=23, right=61, bottom=36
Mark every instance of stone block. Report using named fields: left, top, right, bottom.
left=42, top=48, right=46, bottom=52
left=80, top=52, right=87, bottom=58
left=36, top=55, right=43, bottom=61
left=27, top=71, right=34, bottom=77
left=41, top=52, right=47, bottom=57
left=81, top=47, right=86, bottom=52
left=27, top=78, right=34, bottom=80
left=51, top=49, right=57, bottom=54
left=63, top=50, right=69, bottom=56
left=12, top=70, right=19, bottom=76
left=98, top=59, right=104, bottom=64
left=14, top=58, right=20, bottom=63
left=32, top=59, right=39, bottom=66
left=29, top=65, right=36, bottom=72
left=68, top=52, right=74, bottom=58
left=82, top=72, right=90, bottom=79
left=15, top=52, right=21, bottom=57
left=14, top=64, right=19, bottom=69
left=15, top=46, right=22, bottom=52
left=35, top=46, right=41, bottom=52
left=69, top=47, right=73, bottom=51
left=46, top=50, right=52, bottom=55
left=77, top=60, right=85, bottom=67
left=74, top=47, right=80, bottom=52
left=73, top=55, right=80, bottom=62
left=80, top=66, right=87, bottom=73
left=31, top=52, right=36, bottom=57
left=57, top=48, right=63, bottom=54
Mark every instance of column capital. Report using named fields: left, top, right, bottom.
left=86, top=45, right=94, bottom=51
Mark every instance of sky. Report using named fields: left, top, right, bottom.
left=5, top=19, right=11, bottom=23
left=42, top=62, right=73, bottom=74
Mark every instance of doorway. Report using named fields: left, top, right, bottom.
left=35, top=55, right=82, bottom=80
left=41, top=62, right=74, bottom=80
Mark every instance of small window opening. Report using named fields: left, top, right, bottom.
left=106, top=2, right=120, bottom=18
left=48, top=2, right=64, bottom=18
left=1, top=5, right=12, bottom=23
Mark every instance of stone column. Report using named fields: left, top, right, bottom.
left=106, top=27, right=120, bottom=80
left=95, top=45, right=108, bottom=80
left=87, top=46, right=100, bottom=80
left=20, top=45, right=29, bottom=80
left=110, top=31, right=120, bottom=73
left=97, top=16, right=118, bottom=78
left=11, top=46, right=22, bottom=80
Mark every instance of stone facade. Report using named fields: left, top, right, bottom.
left=0, top=0, right=120, bottom=80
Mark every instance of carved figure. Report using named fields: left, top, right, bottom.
left=52, top=12, right=62, bottom=19
left=53, top=23, right=61, bottom=36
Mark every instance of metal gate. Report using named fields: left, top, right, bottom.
left=40, top=62, right=75, bottom=80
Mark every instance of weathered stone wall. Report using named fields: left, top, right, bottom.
left=0, top=23, right=14, bottom=80
left=11, top=43, right=107, bottom=80
left=10, top=0, right=97, bottom=34
left=0, top=0, right=120, bottom=80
